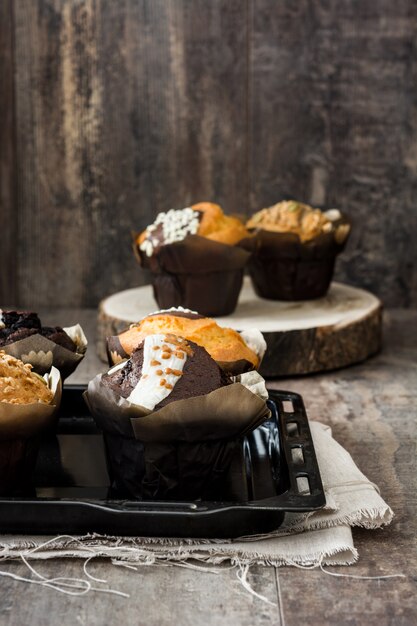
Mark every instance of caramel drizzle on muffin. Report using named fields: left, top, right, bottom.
left=247, top=200, right=334, bottom=242
left=0, top=350, right=53, bottom=405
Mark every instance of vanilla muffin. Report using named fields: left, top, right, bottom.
left=107, top=307, right=265, bottom=375
left=247, top=200, right=339, bottom=241
left=134, top=203, right=250, bottom=316
left=0, top=351, right=53, bottom=405
left=244, top=200, right=350, bottom=300
left=0, top=351, right=61, bottom=495
left=193, top=202, right=249, bottom=244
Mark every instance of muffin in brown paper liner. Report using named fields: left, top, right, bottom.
left=241, top=211, right=351, bottom=300
left=134, top=234, right=251, bottom=317
left=1, top=324, right=87, bottom=380
left=106, top=309, right=266, bottom=376
left=84, top=369, right=270, bottom=500
left=0, top=365, right=62, bottom=496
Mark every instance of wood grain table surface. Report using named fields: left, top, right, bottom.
left=0, top=309, right=416, bottom=626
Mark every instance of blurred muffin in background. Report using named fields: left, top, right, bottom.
left=243, top=200, right=350, bottom=300
left=134, top=202, right=250, bottom=316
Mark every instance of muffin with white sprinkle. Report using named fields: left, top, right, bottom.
left=134, top=203, right=250, bottom=316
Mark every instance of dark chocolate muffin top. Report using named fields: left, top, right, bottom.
left=0, top=310, right=77, bottom=352
left=103, top=333, right=231, bottom=410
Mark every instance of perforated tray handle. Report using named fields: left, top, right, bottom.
left=250, top=390, right=325, bottom=511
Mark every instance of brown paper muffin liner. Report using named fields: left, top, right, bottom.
left=0, top=367, right=62, bottom=495
left=240, top=215, right=351, bottom=300
left=134, top=234, right=251, bottom=316
left=2, top=324, right=87, bottom=380
left=84, top=373, right=270, bottom=500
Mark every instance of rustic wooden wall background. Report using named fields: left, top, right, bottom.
left=1, top=0, right=416, bottom=308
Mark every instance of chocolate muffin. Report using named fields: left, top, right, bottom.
left=133, top=203, right=250, bottom=316
left=103, top=334, right=231, bottom=410
left=86, top=332, right=269, bottom=499
left=244, top=201, right=351, bottom=300
left=0, top=309, right=87, bottom=379
left=0, top=310, right=77, bottom=352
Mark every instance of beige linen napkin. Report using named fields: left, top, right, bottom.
left=0, top=422, right=393, bottom=568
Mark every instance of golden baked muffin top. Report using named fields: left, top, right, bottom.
left=0, top=351, right=53, bottom=405
left=191, top=202, right=249, bottom=245
left=247, top=200, right=337, bottom=242
left=115, top=311, right=260, bottom=371
left=137, top=202, right=249, bottom=256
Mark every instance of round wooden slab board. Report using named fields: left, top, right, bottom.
left=97, top=278, right=382, bottom=377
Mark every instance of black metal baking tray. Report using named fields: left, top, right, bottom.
left=0, top=387, right=325, bottom=538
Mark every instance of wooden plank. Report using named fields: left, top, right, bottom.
left=92, top=0, right=249, bottom=299
left=269, top=309, right=417, bottom=625
left=13, top=0, right=100, bottom=308
left=249, top=0, right=417, bottom=307
left=8, top=0, right=417, bottom=309
left=0, top=560, right=280, bottom=625
left=0, top=0, right=17, bottom=305
left=13, top=0, right=248, bottom=308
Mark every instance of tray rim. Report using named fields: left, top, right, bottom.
left=0, top=387, right=325, bottom=517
